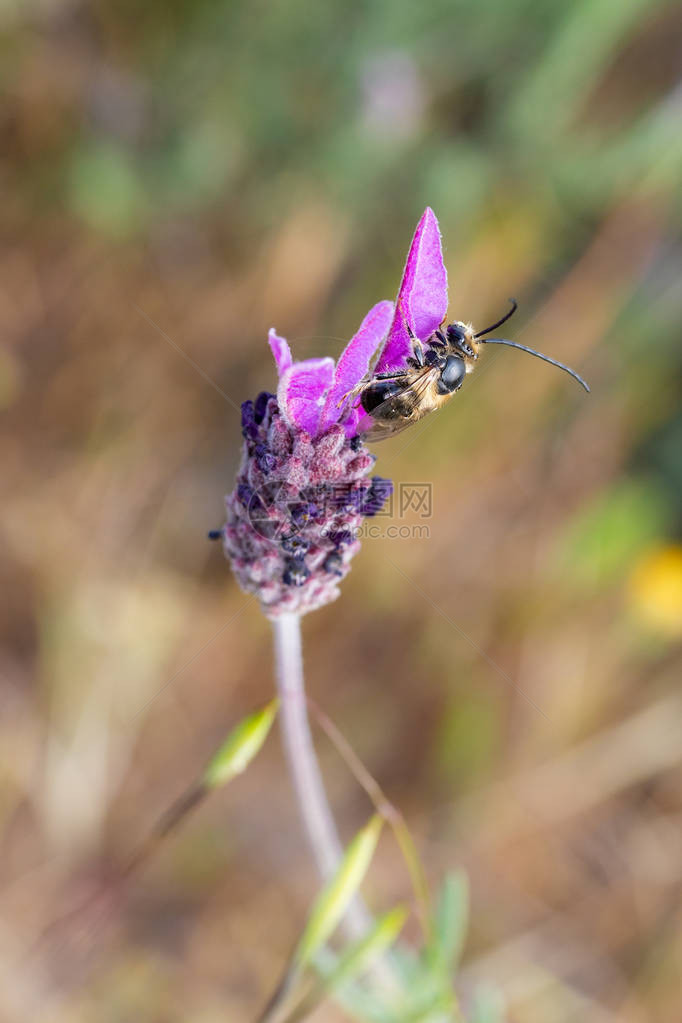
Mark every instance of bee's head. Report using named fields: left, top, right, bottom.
left=445, top=322, right=478, bottom=360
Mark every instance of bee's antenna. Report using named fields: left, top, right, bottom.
left=474, top=298, right=518, bottom=338
left=479, top=338, right=590, bottom=392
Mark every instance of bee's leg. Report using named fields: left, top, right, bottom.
left=338, top=369, right=411, bottom=410
left=372, top=369, right=411, bottom=380
left=432, top=330, right=447, bottom=346
left=403, top=322, right=427, bottom=369
left=337, top=378, right=369, bottom=408
left=399, top=299, right=431, bottom=366
left=410, top=345, right=424, bottom=369
left=338, top=369, right=410, bottom=408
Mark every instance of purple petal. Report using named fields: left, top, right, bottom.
left=268, top=328, right=293, bottom=377
left=319, top=299, right=393, bottom=434
left=345, top=406, right=372, bottom=438
left=277, top=357, right=335, bottom=438
left=375, top=207, right=448, bottom=374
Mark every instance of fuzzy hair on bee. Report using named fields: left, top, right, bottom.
left=341, top=300, right=589, bottom=441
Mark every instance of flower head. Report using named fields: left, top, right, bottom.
left=219, top=208, right=448, bottom=617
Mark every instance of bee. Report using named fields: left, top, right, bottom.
left=345, top=300, right=589, bottom=441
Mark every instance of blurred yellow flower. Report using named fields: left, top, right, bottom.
left=628, top=545, right=682, bottom=637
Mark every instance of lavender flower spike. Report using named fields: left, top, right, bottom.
left=222, top=302, right=394, bottom=617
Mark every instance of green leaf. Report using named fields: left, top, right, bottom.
left=202, top=698, right=279, bottom=788
left=318, top=905, right=407, bottom=994
left=432, top=872, right=469, bottom=972
left=282, top=908, right=408, bottom=1023
left=295, top=815, right=383, bottom=967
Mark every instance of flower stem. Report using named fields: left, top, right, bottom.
left=272, top=612, right=373, bottom=942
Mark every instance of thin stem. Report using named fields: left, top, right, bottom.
left=272, top=612, right=373, bottom=942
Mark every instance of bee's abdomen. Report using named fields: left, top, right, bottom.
left=360, top=379, right=407, bottom=418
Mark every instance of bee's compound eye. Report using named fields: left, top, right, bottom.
left=438, top=355, right=466, bottom=394
left=446, top=324, right=467, bottom=343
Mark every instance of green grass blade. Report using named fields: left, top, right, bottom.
left=295, top=814, right=383, bottom=967
left=203, top=698, right=279, bottom=788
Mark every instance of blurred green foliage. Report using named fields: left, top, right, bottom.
left=559, top=477, right=672, bottom=587
left=9, top=0, right=678, bottom=243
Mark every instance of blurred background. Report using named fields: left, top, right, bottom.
left=2, top=0, right=682, bottom=1020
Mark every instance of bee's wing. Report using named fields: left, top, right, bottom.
left=360, top=367, right=439, bottom=441
left=362, top=417, right=416, bottom=441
